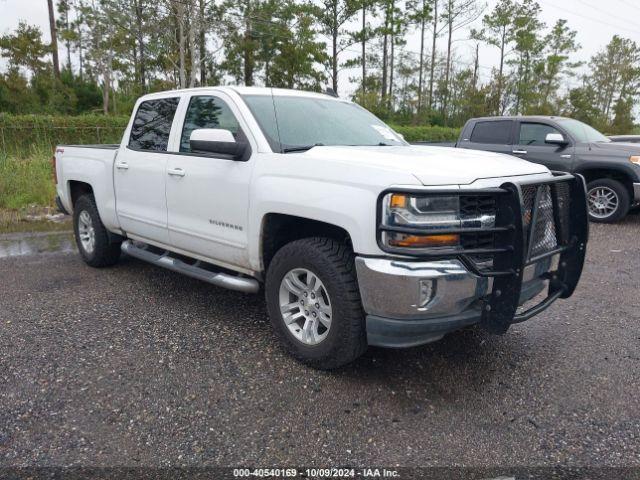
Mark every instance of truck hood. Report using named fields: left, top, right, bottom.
left=303, top=145, right=548, bottom=185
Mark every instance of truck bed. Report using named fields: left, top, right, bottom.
left=58, top=144, right=120, bottom=150
left=55, top=144, right=120, bottom=229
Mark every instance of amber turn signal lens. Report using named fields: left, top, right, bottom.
left=388, top=233, right=460, bottom=248
left=630, top=156, right=640, bottom=165
left=389, top=194, right=408, bottom=208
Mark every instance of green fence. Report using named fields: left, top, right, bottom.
left=390, top=124, right=460, bottom=143
left=0, top=115, right=130, bottom=157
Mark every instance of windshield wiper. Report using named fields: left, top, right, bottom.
left=345, top=142, right=397, bottom=147
left=283, top=143, right=324, bottom=153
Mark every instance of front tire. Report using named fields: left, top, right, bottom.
left=73, top=194, right=121, bottom=267
left=586, top=178, right=630, bottom=223
left=265, top=237, right=367, bottom=369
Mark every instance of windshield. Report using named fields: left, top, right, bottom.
left=242, top=94, right=406, bottom=152
left=556, top=118, right=610, bottom=143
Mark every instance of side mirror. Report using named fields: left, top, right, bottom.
left=545, top=132, right=568, bottom=145
left=189, top=128, right=249, bottom=160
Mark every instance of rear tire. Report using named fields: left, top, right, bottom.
left=265, top=237, right=367, bottom=369
left=586, top=178, right=630, bottom=223
left=73, top=194, right=121, bottom=267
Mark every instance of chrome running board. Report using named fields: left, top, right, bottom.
left=121, top=240, right=260, bottom=294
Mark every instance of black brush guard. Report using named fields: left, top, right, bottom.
left=377, top=172, right=589, bottom=334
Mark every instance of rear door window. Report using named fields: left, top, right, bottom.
left=518, top=122, right=562, bottom=146
left=469, top=120, right=513, bottom=144
left=128, top=97, right=180, bottom=151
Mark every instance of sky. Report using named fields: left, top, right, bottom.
left=2, top=0, right=640, bottom=97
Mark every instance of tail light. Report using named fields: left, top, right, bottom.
left=51, top=149, right=59, bottom=184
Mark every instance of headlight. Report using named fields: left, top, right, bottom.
left=630, top=155, right=640, bottom=165
left=380, top=192, right=495, bottom=252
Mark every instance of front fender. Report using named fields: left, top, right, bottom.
left=248, top=177, right=380, bottom=271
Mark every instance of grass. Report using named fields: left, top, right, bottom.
left=0, top=150, right=56, bottom=209
left=0, top=150, right=70, bottom=233
left=0, top=115, right=123, bottom=233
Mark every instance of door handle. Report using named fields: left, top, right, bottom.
left=167, top=168, right=185, bottom=177
left=115, top=162, right=129, bottom=170
left=512, top=150, right=527, bottom=155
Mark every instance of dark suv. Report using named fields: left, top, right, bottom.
left=456, top=116, right=640, bottom=222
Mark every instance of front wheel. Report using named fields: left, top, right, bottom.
left=265, top=237, right=367, bottom=369
left=586, top=179, right=630, bottom=223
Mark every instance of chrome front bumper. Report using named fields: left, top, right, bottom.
left=355, top=256, right=551, bottom=348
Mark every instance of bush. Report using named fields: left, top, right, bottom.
left=390, top=124, right=460, bottom=143
left=0, top=113, right=129, bottom=156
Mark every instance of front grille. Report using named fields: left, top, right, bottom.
left=460, top=195, right=496, bottom=217
left=521, top=181, right=572, bottom=260
left=459, top=195, right=497, bottom=263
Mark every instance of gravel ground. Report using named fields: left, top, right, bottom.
left=0, top=213, right=639, bottom=471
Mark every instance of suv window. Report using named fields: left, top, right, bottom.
left=128, top=98, right=179, bottom=151
left=519, top=122, right=562, bottom=146
left=470, top=120, right=512, bottom=144
left=180, top=96, right=241, bottom=152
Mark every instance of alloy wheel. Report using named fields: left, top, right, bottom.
left=587, top=186, right=619, bottom=219
left=278, top=268, right=332, bottom=346
left=78, top=210, right=96, bottom=254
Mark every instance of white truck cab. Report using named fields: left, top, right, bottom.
left=55, top=86, right=589, bottom=369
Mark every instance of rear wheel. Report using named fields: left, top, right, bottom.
left=586, top=179, right=630, bottom=223
left=265, top=237, right=367, bottom=369
left=73, top=194, right=121, bottom=267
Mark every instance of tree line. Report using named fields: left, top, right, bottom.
left=1, top=0, right=639, bottom=132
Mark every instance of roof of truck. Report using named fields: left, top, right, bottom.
left=137, top=86, right=344, bottom=101
left=468, top=115, right=572, bottom=122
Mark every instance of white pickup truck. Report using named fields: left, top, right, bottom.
left=54, top=86, right=589, bottom=369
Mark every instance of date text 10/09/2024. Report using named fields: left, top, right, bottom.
left=232, top=468, right=400, bottom=478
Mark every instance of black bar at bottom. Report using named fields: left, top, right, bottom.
left=511, top=287, right=565, bottom=323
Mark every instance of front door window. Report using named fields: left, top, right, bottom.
left=518, top=123, right=563, bottom=146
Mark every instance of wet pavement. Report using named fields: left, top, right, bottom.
left=0, top=215, right=639, bottom=470
left=0, top=231, right=75, bottom=258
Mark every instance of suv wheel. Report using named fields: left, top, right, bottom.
left=73, top=194, right=122, bottom=267
left=586, top=179, right=630, bottom=223
left=265, top=237, right=367, bottom=369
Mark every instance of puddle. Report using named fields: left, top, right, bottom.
left=0, top=231, right=76, bottom=258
